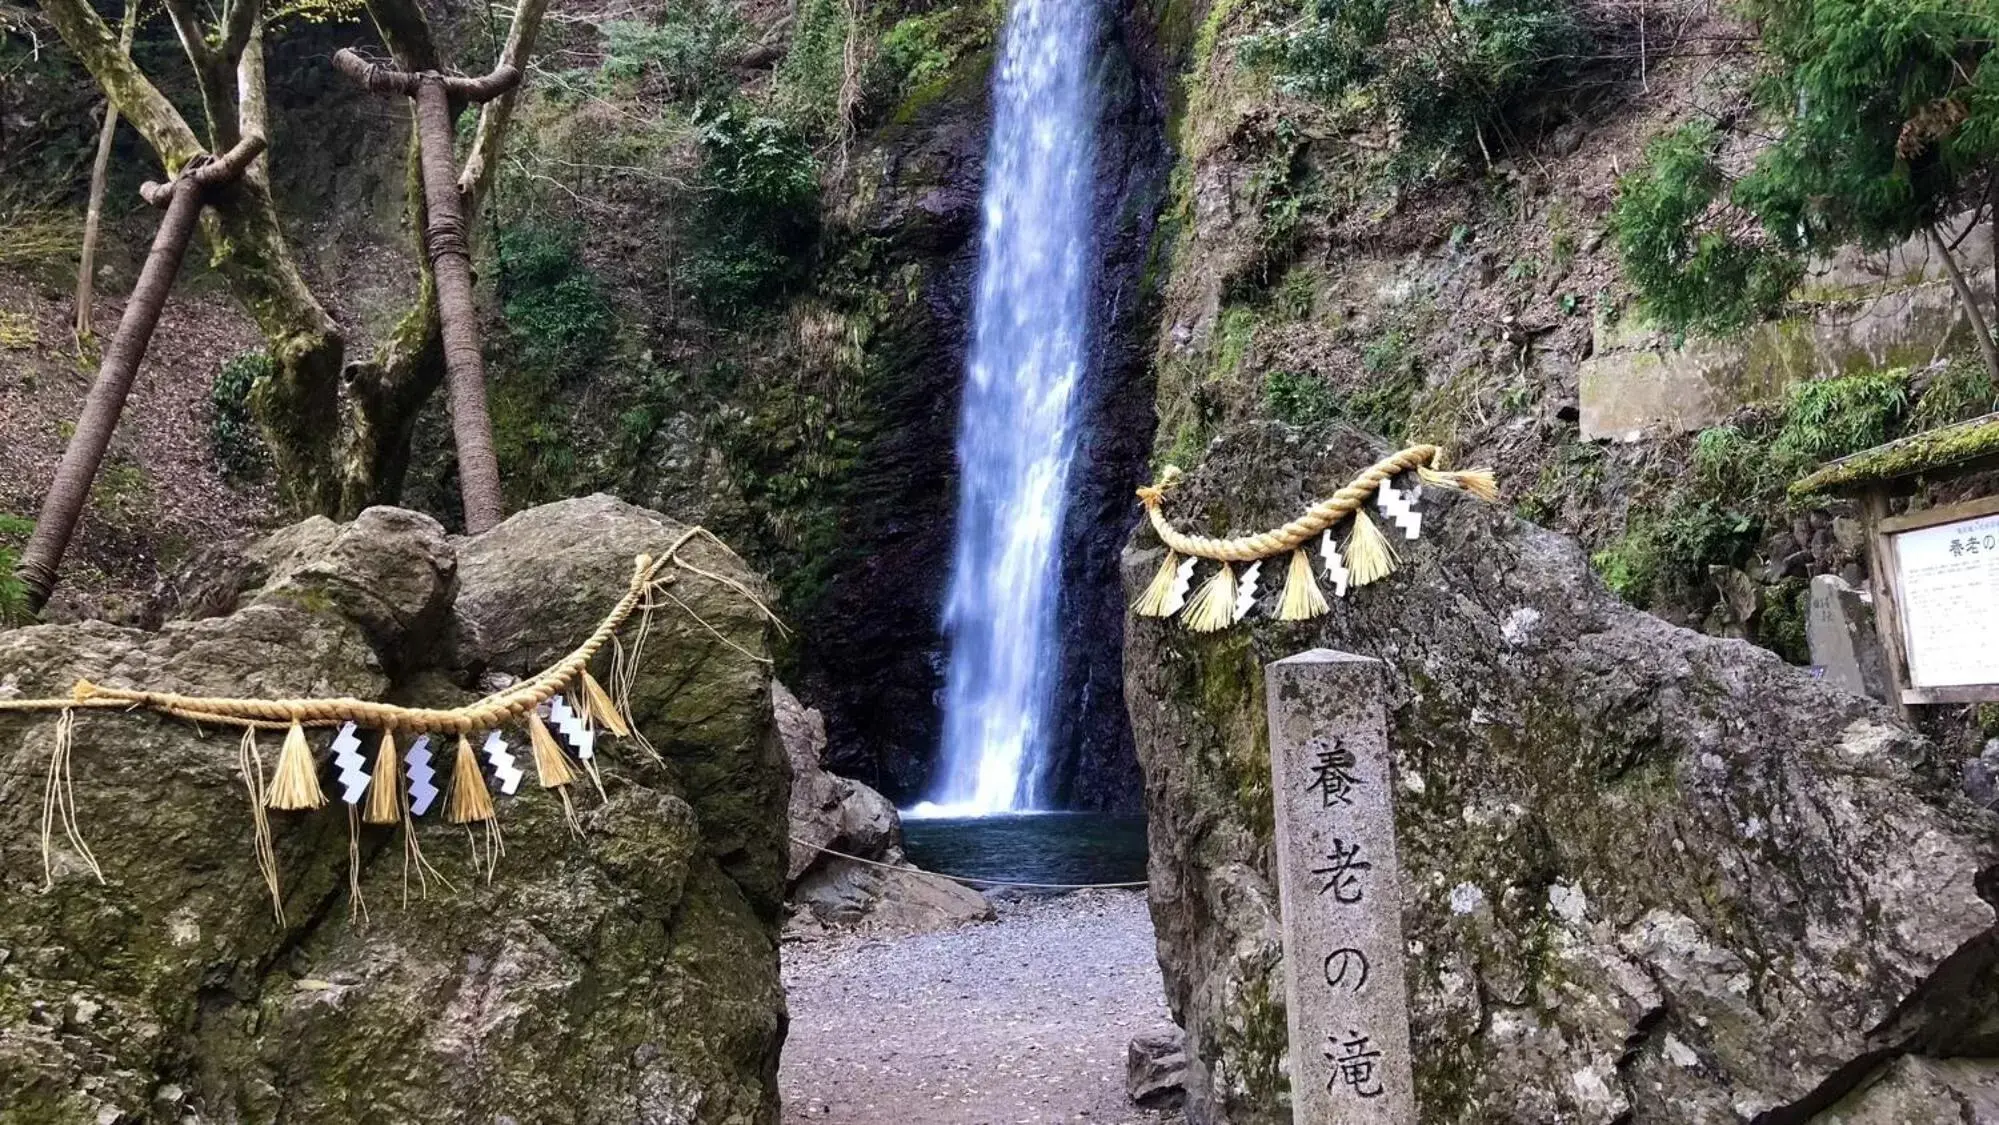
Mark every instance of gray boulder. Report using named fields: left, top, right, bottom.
left=0, top=495, right=788, bottom=1124
left=776, top=682, right=993, bottom=934
left=1123, top=424, right=1999, bottom=1124
left=1128, top=1027, right=1189, bottom=1109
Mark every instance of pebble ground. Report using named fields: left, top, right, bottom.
left=781, top=890, right=1185, bottom=1125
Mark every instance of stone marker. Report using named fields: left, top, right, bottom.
left=1807, top=574, right=1891, bottom=702
left=1266, top=650, right=1415, bottom=1124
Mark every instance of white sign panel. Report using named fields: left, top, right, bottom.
left=1893, top=513, right=1999, bottom=689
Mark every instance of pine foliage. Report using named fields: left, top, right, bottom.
left=1614, top=0, right=1999, bottom=335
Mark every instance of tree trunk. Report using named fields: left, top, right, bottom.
left=412, top=77, right=506, bottom=533
left=337, top=0, right=544, bottom=519
left=73, top=0, right=138, bottom=348
left=1929, top=223, right=1999, bottom=385
left=18, top=181, right=206, bottom=612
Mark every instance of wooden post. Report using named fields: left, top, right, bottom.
left=1859, top=485, right=1912, bottom=720
left=333, top=49, right=521, bottom=535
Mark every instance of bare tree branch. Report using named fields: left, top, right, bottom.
left=458, top=0, right=550, bottom=206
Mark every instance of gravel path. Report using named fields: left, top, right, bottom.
left=781, top=890, right=1183, bottom=1125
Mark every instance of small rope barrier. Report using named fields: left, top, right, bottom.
left=792, top=836, right=1149, bottom=892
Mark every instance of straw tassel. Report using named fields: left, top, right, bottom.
left=1278, top=548, right=1330, bottom=620
left=1345, top=510, right=1399, bottom=587
left=236, top=727, right=283, bottom=923
left=527, top=713, right=576, bottom=790
left=1418, top=464, right=1500, bottom=503
left=1133, top=551, right=1185, bottom=617
left=447, top=735, right=495, bottom=824
left=1180, top=563, right=1238, bottom=633
left=364, top=731, right=401, bottom=825
left=266, top=721, right=327, bottom=810
left=579, top=670, right=630, bottom=738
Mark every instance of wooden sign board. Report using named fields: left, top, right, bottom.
left=1870, top=495, right=1999, bottom=706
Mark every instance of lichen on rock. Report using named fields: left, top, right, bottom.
left=0, top=494, right=788, bottom=1125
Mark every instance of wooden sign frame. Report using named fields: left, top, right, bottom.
left=1861, top=491, right=1999, bottom=711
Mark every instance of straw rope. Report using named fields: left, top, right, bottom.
left=1140, top=445, right=1439, bottom=562
left=0, top=527, right=745, bottom=731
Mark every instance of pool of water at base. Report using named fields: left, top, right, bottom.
left=899, top=812, right=1149, bottom=889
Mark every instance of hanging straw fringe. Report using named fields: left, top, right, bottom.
left=579, top=670, right=629, bottom=738
left=266, top=722, right=327, bottom=810
left=1278, top=548, right=1329, bottom=621
left=527, top=713, right=576, bottom=790
left=447, top=735, right=495, bottom=825
left=364, top=731, right=401, bottom=826
left=1345, top=510, right=1398, bottom=587
left=1418, top=464, right=1500, bottom=503
left=1180, top=564, right=1237, bottom=634
left=346, top=805, right=369, bottom=927
left=40, top=709, right=104, bottom=886
left=236, top=727, right=284, bottom=923
left=1133, top=551, right=1183, bottom=617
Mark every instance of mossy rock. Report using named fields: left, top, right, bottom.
left=0, top=496, right=787, bottom=1124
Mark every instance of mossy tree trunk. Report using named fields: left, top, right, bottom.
left=38, top=0, right=548, bottom=524
left=39, top=0, right=350, bottom=515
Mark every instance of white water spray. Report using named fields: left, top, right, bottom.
left=912, top=0, right=1099, bottom=818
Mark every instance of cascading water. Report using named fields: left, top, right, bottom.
left=911, top=0, right=1099, bottom=818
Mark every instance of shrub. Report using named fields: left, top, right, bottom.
left=1771, top=370, right=1909, bottom=471
left=211, top=351, right=271, bottom=481
left=1265, top=368, right=1337, bottom=427
left=1611, top=124, right=1804, bottom=334
left=1908, top=358, right=1997, bottom=432
left=772, top=0, right=856, bottom=135
left=599, top=3, right=747, bottom=100
left=1613, top=2, right=1999, bottom=347
left=679, top=105, right=821, bottom=315
left=498, top=225, right=614, bottom=383
left=1239, top=0, right=1591, bottom=171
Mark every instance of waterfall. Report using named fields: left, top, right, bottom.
left=913, top=0, right=1100, bottom=818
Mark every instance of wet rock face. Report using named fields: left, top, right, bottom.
left=1122, top=424, right=1999, bottom=1124
left=0, top=495, right=788, bottom=1125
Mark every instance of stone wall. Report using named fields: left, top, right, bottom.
left=0, top=496, right=789, bottom=1124
left=1123, top=424, right=1999, bottom=1124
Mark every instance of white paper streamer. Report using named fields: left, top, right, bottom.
left=1162, top=555, right=1198, bottom=617
left=1234, top=560, right=1262, bottom=623
left=332, top=722, right=369, bottom=805
left=1320, top=530, right=1351, bottom=598
left=548, top=695, right=595, bottom=760
left=482, top=731, right=523, bottom=796
left=405, top=735, right=438, bottom=817
left=1377, top=483, right=1423, bottom=540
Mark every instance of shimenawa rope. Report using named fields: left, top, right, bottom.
left=1131, top=443, right=1498, bottom=631
left=4, top=526, right=782, bottom=912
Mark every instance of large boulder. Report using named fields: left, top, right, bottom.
left=776, top=682, right=993, bottom=934
left=1123, top=424, right=1999, bottom=1124
left=0, top=495, right=789, bottom=1124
